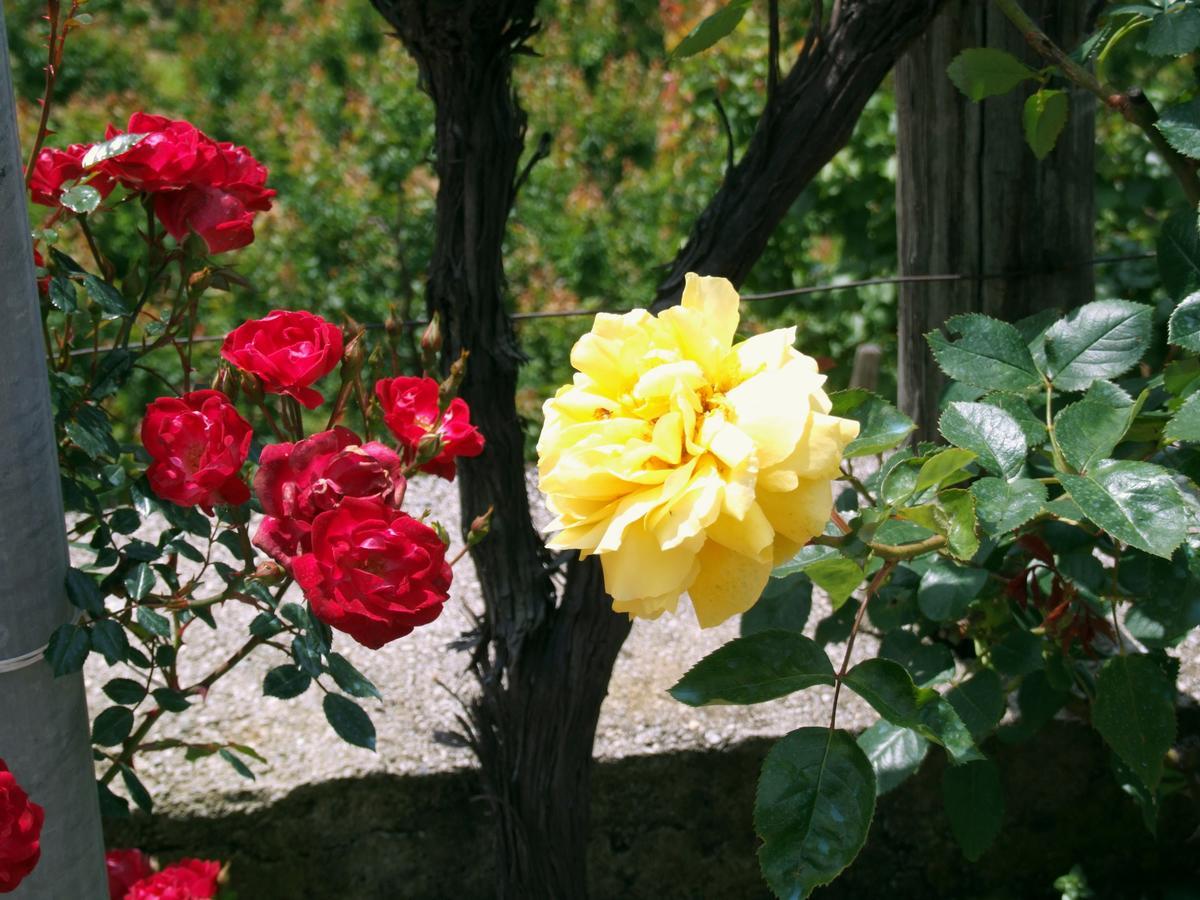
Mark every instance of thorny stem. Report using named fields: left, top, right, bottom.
left=829, top=559, right=896, bottom=731
left=992, top=0, right=1200, bottom=205
left=23, top=0, right=72, bottom=186
left=810, top=531, right=948, bottom=560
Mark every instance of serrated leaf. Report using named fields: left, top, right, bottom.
left=103, top=678, right=147, bottom=705
left=92, top=706, right=134, bottom=746
left=48, top=275, right=77, bottom=313
left=945, top=669, right=1006, bottom=742
left=742, top=571, right=813, bottom=636
left=917, top=562, right=988, bottom=622
left=856, top=721, right=928, bottom=796
left=91, top=619, right=129, bottom=665
left=46, top=623, right=90, bottom=676
left=1023, top=89, right=1069, bottom=160
left=981, top=393, right=1047, bottom=447
left=151, top=687, right=191, bottom=712
left=970, top=477, right=1046, bottom=535
left=1059, top=460, right=1187, bottom=558
left=264, top=664, right=311, bottom=699
left=1144, top=5, right=1200, bottom=56
left=1043, top=300, right=1151, bottom=391
left=946, top=48, right=1035, bottom=101
left=900, top=489, right=979, bottom=561
left=1092, top=654, right=1176, bottom=790
left=1169, top=292, right=1200, bottom=350
left=81, top=132, right=148, bottom=167
left=914, top=448, right=977, bottom=494
left=803, top=557, right=864, bottom=610
left=755, top=728, right=876, bottom=899
left=83, top=275, right=130, bottom=319
left=327, top=653, right=382, bottom=700
left=135, top=606, right=171, bottom=638
left=928, top=315, right=1042, bottom=392
left=323, top=694, right=376, bottom=751
left=671, top=0, right=750, bottom=57
left=59, top=183, right=101, bottom=214
left=1159, top=212, right=1200, bottom=301
left=124, top=563, right=155, bottom=601
left=831, top=390, right=915, bottom=458
left=1055, top=398, right=1135, bottom=472
left=942, top=758, right=1004, bottom=861
left=1157, top=98, right=1200, bottom=160
left=939, top=402, right=1026, bottom=479
left=879, top=630, right=955, bottom=688
left=1164, top=392, right=1200, bottom=442
left=65, top=567, right=105, bottom=616
left=670, top=630, right=835, bottom=706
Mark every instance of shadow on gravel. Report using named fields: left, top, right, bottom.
left=106, top=715, right=1200, bottom=899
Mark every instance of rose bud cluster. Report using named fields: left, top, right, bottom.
left=139, top=308, right=486, bottom=650
left=31, top=112, right=274, bottom=253
left=0, top=759, right=44, bottom=894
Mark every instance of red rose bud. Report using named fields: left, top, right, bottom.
left=125, top=858, right=222, bottom=900
left=291, top=497, right=452, bottom=649
left=419, top=313, right=442, bottom=373
left=211, top=365, right=239, bottom=402
left=29, top=142, right=116, bottom=207
left=252, top=428, right=405, bottom=569
left=415, top=431, right=445, bottom=467
left=0, top=759, right=45, bottom=894
left=106, top=849, right=154, bottom=900
left=221, top=310, right=344, bottom=410
left=374, top=376, right=485, bottom=481
left=141, top=390, right=252, bottom=513
left=340, top=327, right=366, bottom=381
left=467, top=507, right=493, bottom=547
left=239, top=370, right=265, bottom=405
left=251, top=560, right=286, bottom=582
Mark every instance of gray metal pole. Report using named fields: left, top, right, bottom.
left=0, top=3, right=107, bottom=896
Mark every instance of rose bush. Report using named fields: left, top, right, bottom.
left=375, top=376, right=485, bottom=479
left=0, top=760, right=43, bottom=895
left=221, top=310, right=344, bottom=409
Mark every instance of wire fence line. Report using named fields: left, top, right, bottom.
left=65, top=251, right=1157, bottom=357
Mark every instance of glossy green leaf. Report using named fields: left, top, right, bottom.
left=914, top=448, right=977, bottom=494
left=1043, top=300, right=1151, bottom=391
left=946, top=48, right=1035, bottom=101
left=1164, top=392, right=1200, bottom=443
left=971, top=477, right=1046, bottom=536
left=1023, top=89, right=1069, bottom=160
left=879, top=630, right=955, bottom=688
left=917, top=562, right=988, bottom=622
left=832, top=390, right=915, bottom=458
left=120, top=765, right=153, bottom=814
left=1159, top=212, right=1200, bottom=301
left=151, top=687, right=191, bottom=713
left=83, top=275, right=131, bottom=319
left=1059, top=461, right=1187, bottom=558
left=990, top=628, right=1044, bottom=679
left=946, top=669, right=1006, bottom=742
left=59, top=183, right=101, bottom=214
left=327, top=653, right=382, bottom=700
left=103, top=678, right=147, bottom=706
left=939, top=402, right=1026, bottom=479
left=219, top=748, right=256, bottom=780
left=1092, top=654, right=1176, bottom=790
left=900, top=490, right=979, bottom=561
left=264, top=664, right=312, bottom=699
left=1144, top=6, right=1200, bottom=56
left=1168, top=292, right=1200, bottom=351
left=671, top=0, right=750, bottom=57
left=981, top=393, right=1047, bottom=447
left=46, top=623, right=90, bottom=676
left=942, top=758, right=1004, bottom=861
left=323, top=694, right=376, bottom=751
left=65, top=567, right=105, bottom=616
left=742, top=571, right=813, bottom=637
left=927, top=314, right=1042, bottom=392
left=1119, top=548, right=1200, bottom=649
left=135, top=606, right=171, bottom=638
left=90, top=619, right=129, bottom=665
left=81, top=132, right=148, bottom=167
left=1055, top=399, right=1134, bottom=472
left=1157, top=98, right=1200, bottom=160
left=124, top=563, right=155, bottom=602
left=856, top=720, right=928, bottom=796
left=669, top=630, right=835, bottom=706
left=48, top=275, right=77, bottom=313
left=92, top=706, right=134, bottom=746
left=755, top=728, right=876, bottom=899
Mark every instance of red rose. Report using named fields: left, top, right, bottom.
left=29, top=143, right=115, bottom=207
left=100, top=113, right=274, bottom=253
left=292, top=497, right=451, bottom=649
left=125, top=858, right=220, bottom=900
left=0, top=759, right=44, bottom=894
left=106, top=849, right=154, bottom=900
left=221, top=311, right=344, bottom=409
left=374, top=376, right=485, bottom=480
left=141, top=390, right=252, bottom=513
left=252, top=427, right=405, bottom=568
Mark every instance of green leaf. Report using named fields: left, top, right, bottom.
left=81, top=132, right=148, bottom=167
left=1023, top=89, right=1069, bottom=160
left=945, top=669, right=1006, bottom=742
left=917, top=562, right=988, bottom=622
left=971, top=477, right=1046, bottom=536
left=927, top=315, right=1042, bottom=393
left=755, top=728, right=876, bottom=899
left=981, top=393, right=1047, bottom=447
left=151, top=687, right=191, bottom=712
left=119, top=765, right=153, bottom=814
left=1144, top=5, right=1200, bottom=56
left=946, top=48, right=1036, bottom=101
left=90, top=619, right=129, bottom=665
left=942, top=758, right=1004, bottom=861
left=1059, top=460, right=1187, bottom=558
left=326, top=653, right=382, bottom=700
left=1164, top=392, right=1200, bottom=443
left=1169, top=292, right=1200, bottom=351
left=83, top=275, right=131, bottom=319
left=1093, top=654, right=1176, bottom=791
left=1119, top=548, right=1200, bottom=648
left=97, top=781, right=130, bottom=819
left=1159, top=212, right=1200, bottom=301
left=670, top=0, right=750, bottom=57
left=135, top=606, right=171, bottom=638
left=1043, top=300, right=1151, bottom=391
left=264, top=664, right=312, bottom=699
left=990, top=627, right=1044, bottom=679
left=669, top=630, right=835, bottom=706
left=103, top=678, right=147, bottom=706
left=879, top=630, right=955, bottom=687
left=1157, top=98, right=1200, bottom=160
left=92, top=706, right=134, bottom=746
left=124, top=563, right=155, bottom=602
left=914, top=448, right=976, bottom=494
left=999, top=670, right=1068, bottom=743
left=843, top=658, right=980, bottom=764
left=1055, top=399, right=1135, bottom=472
left=65, top=567, right=105, bottom=616
left=65, top=404, right=118, bottom=460
left=856, top=721, right=928, bottom=796
left=742, top=571, right=813, bottom=636
left=59, top=183, right=101, bottom=214
left=900, top=490, right=979, bottom=561
left=323, top=694, right=376, bottom=751
left=48, top=275, right=77, bottom=313
left=46, top=623, right=90, bottom=676
left=219, top=748, right=256, bottom=780
left=831, top=390, right=915, bottom=458
left=803, top=558, right=864, bottom=610
left=939, top=402, right=1026, bottom=479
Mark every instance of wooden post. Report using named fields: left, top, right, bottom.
left=895, top=0, right=1096, bottom=439
left=0, top=4, right=107, bottom=895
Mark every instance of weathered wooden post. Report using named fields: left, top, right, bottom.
left=0, top=4, right=107, bottom=895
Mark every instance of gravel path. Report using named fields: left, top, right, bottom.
left=81, top=470, right=1200, bottom=818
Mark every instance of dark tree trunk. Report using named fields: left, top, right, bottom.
left=371, top=1, right=944, bottom=897
left=896, top=0, right=1096, bottom=439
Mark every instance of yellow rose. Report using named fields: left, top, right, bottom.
left=536, top=273, right=859, bottom=628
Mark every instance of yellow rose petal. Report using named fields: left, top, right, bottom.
left=687, top=539, right=773, bottom=628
